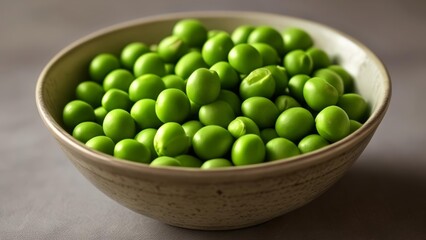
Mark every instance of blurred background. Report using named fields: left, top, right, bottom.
left=1, top=0, right=425, bottom=239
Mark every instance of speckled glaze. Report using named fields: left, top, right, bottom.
left=36, top=11, right=391, bottom=230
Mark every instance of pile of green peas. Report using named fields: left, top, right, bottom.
left=63, top=19, right=369, bottom=169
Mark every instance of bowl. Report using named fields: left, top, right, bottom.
left=35, top=11, right=391, bottom=230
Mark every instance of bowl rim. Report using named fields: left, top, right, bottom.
left=35, top=10, right=391, bottom=182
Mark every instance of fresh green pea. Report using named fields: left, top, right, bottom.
left=264, top=65, right=288, bottom=96
left=337, top=93, right=369, bottom=122
left=202, top=32, right=234, bottom=66
left=217, top=90, right=242, bottom=116
left=120, top=42, right=150, bottom=70
left=186, top=68, right=221, bottom=105
left=155, top=88, right=190, bottom=123
left=135, top=128, right=158, bottom=159
left=228, top=116, right=260, bottom=138
left=165, top=63, right=175, bottom=75
left=103, top=69, right=134, bottom=92
left=260, top=128, right=279, bottom=144
left=89, top=53, right=120, bottom=82
left=94, top=106, right=107, bottom=124
left=306, top=47, right=331, bottom=70
left=157, top=35, right=189, bottom=63
left=241, top=97, right=279, bottom=129
left=282, top=27, right=313, bottom=52
left=288, top=74, right=310, bottom=103
left=172, top=19, right=207, bottom=48
left=275, top=95, right=301, bottom=112
left=349, top=119, right=363, bottom=133
left=228, top=44, right=262, bottom=74
left=103, top=109, right=135, bottom=143
left=131, top=99, right=162, bottom=129
left=315, top=106, right=350, bottom=142
left=208, top=29, right=228, bottom=39
left=328, top=65, right=354, bottom=93
left=75, top=81, right=104, bottom=108
left=174, top=51, right=208, bottom=79
left=63, top=100, right=95, bottom=130
left=133, top=52, right=167, bottom=77
left=199, top=100, right=235, bottom=128
left=101, top=89, right=131, bottom=111
left=298, top=134, right=330, bottom=153
left=85, top=136, right=115, bottom=155
left=314, top=68, right=344, bottom=96
left=231, top=25, right=254, bottom=44
left=239, top=67, right=276, bottom=100
left=192, top=125, right=233, bottom=160
left=247, top=26, right=285, bottom=56
left=231, top=134, right=265, bottom=166
left=250, top=43, right=280, bottom=66
left=72, top=121, right=104, bottom=143
left=154, top=122, right=190, bottom=157
left=150, top=156, right=181, bottom=167
left=284, top=50, right=313, bottom=76
left=114, top=139, right=151, bottom=163
left=162, top=74, right=186, bottom=91
left=201, top=158, right=233, bottom=169
left=275, top=107, right=314, bottom=142
left=303, top=77, right=339, bottom=111
left=175, top=154, right=203, bottom=168
left=265, top=137, right=300, bottom=161
left=128, top=74, right=166, bottom=101
left=210, top=61, right=240, bottom=90
left=182, top=120, right=204, bottom=146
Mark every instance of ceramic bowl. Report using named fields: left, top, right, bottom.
left=36, top=11, right=391, bottom=230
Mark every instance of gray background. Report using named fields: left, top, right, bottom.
left=1, top=0, right=426, bottom=239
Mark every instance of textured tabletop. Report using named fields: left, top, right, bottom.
left=1, top=0, right=426, bottom=239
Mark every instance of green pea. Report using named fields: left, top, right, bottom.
left=150, top=156, right=181, bottom=167
left=103, top=69, right=134, bottom=92
left=288, top=74, right=310, bottom=103
left=260, top=128, right=279, bottom=144
left=165, top=63, right=175, bottom=75
left=201, top=158, right=233, bottom=169
left=174, top=51, right=208, bottom=79
left=250, top=43, right=280, bottom=66
left=328, top=65, right=354, bottom=93
left=349, top=119, right=363, bottom=134
left=314, top=68, right=345, bottom=96
left=154, top=122, right=190, bottom=157
left=89, top=53, right=120, bottom=82
left=210, top=61, right=240, bottom=90
left=228, top=44, right=262, bottom=74
left=120, top=42, right=150, bottom=70
left=239, top=67, right=276, bottom=100
left=275, top=107, right=314, bottom=142
left=241, top=97, right=279, bottom=129
left=155, top=88, right=190, bottom=123
left=265, top=137, right=300, bottom=161
left=63, top=100, right=95, bottom=130
left=94, top=106, right=107, bottom=124
left=231, top=25, right=254, bottom=44
left=133, top=52, right=167, bottom=77
left=114, top=139, right=151, bottom=163
left=231, top=134, right=265, bottom=166
left=283, top=50, right=313, bottom=76
left=275, top=95, right=301, bottom=113
left=306, top=47, right=331, bottom=70
left=199, top=100, right=235, bottom=128
left=208, top=29, right=228, bottom=39
left=217, top=90, right=242, bottom=116
left=192, top=125, right=233, bottom=160
left=75, top=81, right=104, bottom=108
left=128, top=74, right=166, bottom=101
left=131, top=99, right=162, bottom=129
left=337, top=93, right=369, bottom=122
left=162, top=74, right=186, bottom=91
left=282, top=27, right=313, bottom=52
left=103, top=109, right=135, bottom=143
left=189, top=100, right=201, bottom=120
left=135, top=128, right=158, bottom=159
left=175, top=154, right=203, bottom=168
left=182, top=120, right=204, bottom=146
left=186, top=68, right=221, bottom=105
left=248, top=26, right=285, bottom=56
left=172, top=19, right=207, bottom=48
left=72, top=121, right=104, bottom=143
left=228, top=116, right=260, bottom=138
left=298, top=134, right=330, bottom=154
left=157, top=35, right=189, bottom=63
left=85, top=136, right=115, bottom=155
left=202, top=32, right=234, bottom=66
left=102, top=89, right=131, bottom=111
left=264, top=65, right=288, bottom=96
left=315, top=106, right=350, bottom=142
left=303, top=77, right=339, bottom=111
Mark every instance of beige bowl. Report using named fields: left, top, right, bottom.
left=36, top=11, right=391, bottom=230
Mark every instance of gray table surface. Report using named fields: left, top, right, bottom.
left=1, top=0, right=426, bottom=239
